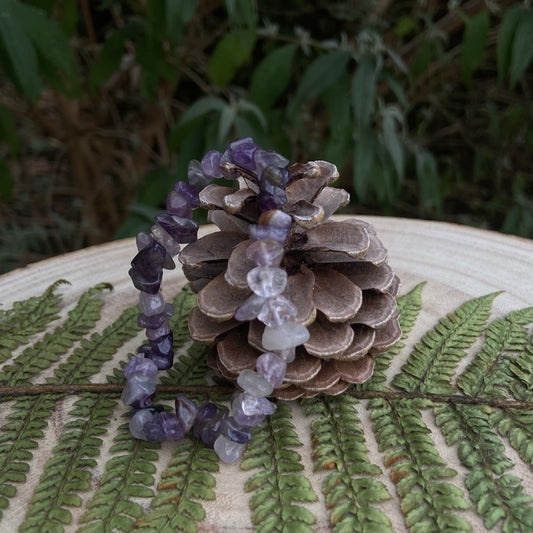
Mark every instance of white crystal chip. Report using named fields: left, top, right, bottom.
left=237, top=369, right=274, bottom=397
left=262, top=321, right=310, bottom=351
left=213, top=434, right=246, bottom=463
left=247, top=266, right=287, bottom=298
left=129, top=409, right=156, bottom=440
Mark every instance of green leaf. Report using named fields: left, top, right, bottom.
left=497, top=6, right=524, bottom=84
left=351, top=54, right=377, bottom=127
left=176, top=96, right=227, bottom=128
left=289, top=49, right=351, bottom=118
left=353, top=124, right=376, bottom=201
left=165, top=0, right=198, bottom=47
left=0, top=1, right=42, bottom=102
left=249, top=43, right=297, bottom=110
left=509, top=10, right=533, bottom=88
left=381, top=106, right=405, bottom=182
left=208, top=30, right=255, bottom=86
left=415, top=148, right=440, bottom=212
left=460, top=10, right=489, bottom=86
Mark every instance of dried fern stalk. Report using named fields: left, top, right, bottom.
left=179, top=160, right=401, bottom=399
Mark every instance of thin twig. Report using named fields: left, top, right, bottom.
left=1, top=383, right=532, bottom=410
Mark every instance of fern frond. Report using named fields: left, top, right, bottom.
left=19, top=393, right=117, bottom=532
left=362, top=283, right=424, bottom=390
left=392, top=292, right=499, bottom=394
left=0, top=283, right=112, bottom=386
left=457, top=307, right=533, bottom=398
left=242, top=402, right=317, bottom=532
left=161, top=343, right=211, bottom=389
left=78, top=419, right=161, bottom=533
left=304, top=395, right=392, bottom=532
left=134, top=437, right=218, bottom=532
left=169, top=285, right=198, bottom=348
left=370, top=398, right=472, bottom=532
left=435, top=402, right=533, bottom=530
left=0, top=279, right=69, bottom=363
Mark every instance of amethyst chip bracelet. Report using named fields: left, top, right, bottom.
left=125, top=138, right=307, bottom=463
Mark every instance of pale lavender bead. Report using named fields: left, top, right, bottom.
left=175, top=395, right=198, bottom=432
left=262, top=321, right=310, bottom=351
left=214, top=434, right=246, bottom=463
left=121, top=374, right=156, bottom=405
left=232, top=392, right=276, bottom=427
left=136, top=231, right=153, bottom=251
left=249, top=224, right=290, bottom=243
left=266, top=209, right=292, bottom=229
left=137, top=303, right=174, bottom=329
left=175, top=180, right=200, bottom=207
left=221, top=416, right=252, bottom=443
left=237, top=369, right=274, bottom=397
left=229, top=137, right=257, bottom=171
left=139, top=292, right=165, bottom=316
left=146, top=318, right=171, bottom=341
left=187, top=160, right=211, bottom=191
left=234, top=293, right=267, bottom=321
left=152, top=224, right=181, bottom=257
left=201, top=150, right=223, bottom=177
left=257, top=295, right=297, bottom=327
left=144, top=413, right=166, bottom=442
left=254, top=149, right=289, bottom=178
left=231, top=393, right=266, bottom=427
left=160, top=412, right=186, bottom=440
left=123, top=355, right=159, bottom=379
left=245, top=239, right=284, bottom=267
left=247, top=266, right=287, bottom=298
left=256, top=352, right=287, bottom=388
left=277, top=346, right=296, bottom=363
left=167, top=190, right=193, bottom=218
left=129, top=409, right=156, bottom=440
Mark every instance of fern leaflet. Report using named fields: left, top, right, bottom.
left=304, top=395, right=392, bottom=532
left=392, top=292, right=499, bottom=394
left=242, top=402, right=317, bottom=532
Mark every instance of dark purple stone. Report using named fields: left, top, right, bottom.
left=138, top=332, right=174, bottom=370
left=144, top=413, right=166, bottom=442
left=257, top=183, right=287, bottom=211
left=155, top=213, right=199, bottom=244
left=187, top=160, right=212, bottom=191
left=249, top=224, right=290, bottom=243
left=229, top=138, right=258, bottom=171
left=166, top=190, right=193, bottom=218
left=137, top=303, right=174, bottom=329
left=193, top=403, right=228, bottom=446
left=221, top=416, right=252, bottom=443
left=175, top=395, right=198, bottom=432
left=130, top=392, right=155, bottom=410
left=129, top=240, right=166, bottom=294
left=175, top=180, right=200, bottom=208
left=254, top=150, right=289, bottom=177
left=261, top=166, right=290, bottom=187
left=160, top=412, right=186, bottom=440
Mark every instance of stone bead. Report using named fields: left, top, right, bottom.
left=192, top=404, right=228, bottom=447
left=247, top=266, right=287, bottom=298
left=175, top=179, right=201, bottom=207
left=121, top=374, right=156, bottom=406
left=139, top=291, right=166, bottom=316
left=256, top=352, right=287, bottom=388
left=229, top=137, right=257, bottom=171
left=123, top=355, right=159, bottom=379
left=137, top=303, right=174, bottom=329
left=234, top=294, right=267, bottom=322
left=167, top=190, right=193, bottom=218
left=175, top=395, right=198, bottom=432
left=186, top=162, right=211, bottom=193
left=146, top=319, right=171, bottom=341
left=262, top=166, right=290, bottom=187
left=136, top=231, right=153, bottom=251
left=155, top=213, right=199, bottom=244
left=129, top=240, right=166, bottom=294
left=129, top=409, right=156, bottom=440
left=237, top=369, right=274, bottom=397
left=254, top=149, right=289, bottom=178
left=257, top=295, right=297, bottom=327
left=201, top=150, right=222, bottom=177
left=262, top=321, right=310, bottom=351
left=232, top=392, right=276, bottom=427
left=258, top=209, right=292, bottom=230
left=220, top=416, right=252, bottom=444
left=148, top=332, right=174, bottom=369
left=277, top=346, right=296, bottom=363
left=151, top=224, right=181, bottom=258
left=214, top=434, right=246, bottom=463
left=249, top=224, right=290, bottom=243
left=144, top=412, right=167, bottom=442
left=160, top=411, right=186, bottom=441
left=257, top=184, right=287, bottom=212
left=245, top=239, right=284, bottom=267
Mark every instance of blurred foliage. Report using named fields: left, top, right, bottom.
left=0, top=0, right=532, bottom=273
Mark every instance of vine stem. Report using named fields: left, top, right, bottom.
left=0, top=383, right=532, bottom=410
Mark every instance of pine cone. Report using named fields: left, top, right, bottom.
left=180, top=160, right=401, bottom=400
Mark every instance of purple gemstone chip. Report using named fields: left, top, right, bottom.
left=201, top=150, right=223, bottom=177
left=155, top=213, right=199, bottom=244
left=129, top=240, right=166, bottom=294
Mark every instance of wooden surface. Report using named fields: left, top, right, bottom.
left=1, top=216, right=533, bottom=532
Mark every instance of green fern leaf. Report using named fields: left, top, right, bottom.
left=303, top=395, right=392, bottom=532
left=392, top=292, right=499, bottom=394
left=242, top=402, right=317, bottom=531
